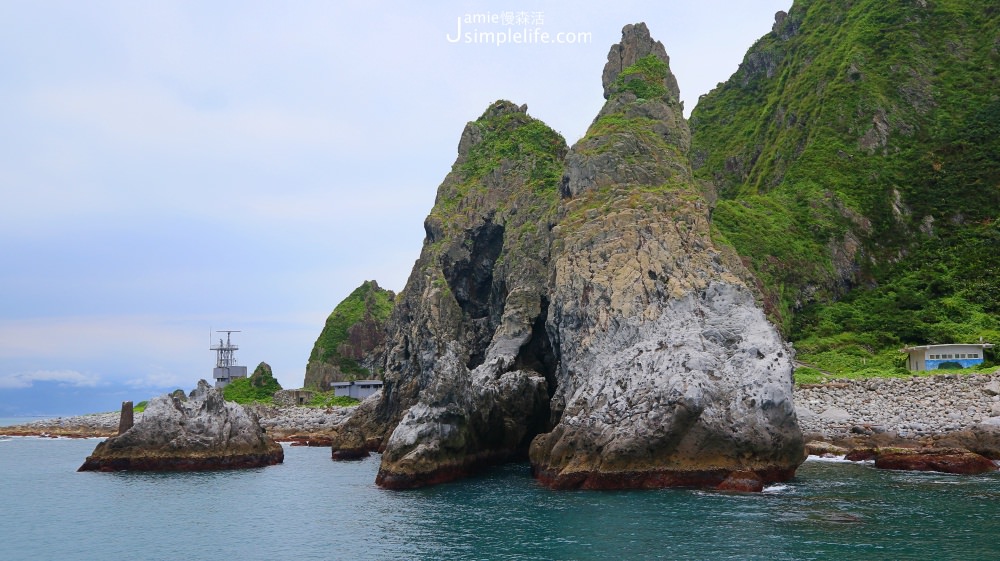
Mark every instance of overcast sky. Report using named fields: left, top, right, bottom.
left=0, top=0, right=791, bottom=416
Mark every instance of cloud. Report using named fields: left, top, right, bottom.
left=124, top=370, right=190, bottom=391
left=0, top=369, right=102, bottom=389
left=0, top=313, right=326, bottom=393
left=0, top=316, right=201, bottom=361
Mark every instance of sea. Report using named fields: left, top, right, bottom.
left=2, top=423, right=999, bottom=560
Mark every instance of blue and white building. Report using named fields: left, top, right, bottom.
left=901, top=343, right=993, bottom=371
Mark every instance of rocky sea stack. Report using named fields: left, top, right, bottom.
left=79, top=380, right=283, bottom=472
left=328, top=22, right=803, bottom=490
left=533, top=22, right=802, bottom=490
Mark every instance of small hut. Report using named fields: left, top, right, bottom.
left=901, top=343, right=993, bottom=371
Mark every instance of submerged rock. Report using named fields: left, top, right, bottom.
left=806, top=441, right=849, bottom=457
left=78, top=380, right=283, bottom=472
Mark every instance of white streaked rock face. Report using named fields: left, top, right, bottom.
left=528, top=22, right=802, bottom=488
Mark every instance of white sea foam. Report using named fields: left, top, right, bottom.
left=805, top=454, right=858, bottom=464
left=806, top=454, right=875, bottom=465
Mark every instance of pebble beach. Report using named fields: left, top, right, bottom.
left=796, top=370, right=1000, bottom=441
left=6, top=371, right=1000, bottom=446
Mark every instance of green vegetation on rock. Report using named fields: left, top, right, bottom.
left=608, top=54, right=669, bottom=99
left=459, top=117, right=565, bottom=191
left=224, top=362, right=282, bottom=404
left=304, top=391, right=360, bottom=408
left=690, top=0, right=1000, bottom=382
left=305, top=280, right=395, bottom=388
left=434, top=101, right=566, bottom=226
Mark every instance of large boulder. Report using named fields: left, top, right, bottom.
left=874, top=447, right=997, bottom=475
left=926, top=422, right=1000, bottom=460
left=78, top=380, right=283, bottom=472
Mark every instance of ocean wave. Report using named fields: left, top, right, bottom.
left=805, top=454, right=868, bottom=464
left=806, top=454, right=854, bottom=464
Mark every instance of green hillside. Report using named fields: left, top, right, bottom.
left=691, top=0, right=1000, bottom=379
left=303, top=280, right=395, bottom=389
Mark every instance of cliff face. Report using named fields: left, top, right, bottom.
left=530, top=23, right=802, bottom=489
left=304, top=280, right=394, bottom=390
left=690, top=0, right=1000, bottom=366
left=328, top=23, right=802, bottom=490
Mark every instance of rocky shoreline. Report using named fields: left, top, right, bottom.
left=6, top=371, right=1000, bottom=459
left=2, top=411, right=124, bottom=438
left=1, top=403, right=357, bottom=443
left=796, top=370, right=1000, bottom=442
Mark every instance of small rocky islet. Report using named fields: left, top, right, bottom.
left=77, top=380, right=283, bottom=472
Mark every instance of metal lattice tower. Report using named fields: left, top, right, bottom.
left=211, top=330, right=241, bottom=368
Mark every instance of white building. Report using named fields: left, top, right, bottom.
left=332, top=380, right=383, bottom=400
left=901, top=343, right=993, bottom=371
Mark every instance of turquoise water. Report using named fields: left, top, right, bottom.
left=1, top=438, right=998, bottom=561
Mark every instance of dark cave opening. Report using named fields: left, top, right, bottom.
left=513, top=296, right=559, bottom=450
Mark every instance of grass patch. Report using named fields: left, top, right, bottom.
left=305, top=391, right=360, bottom=408
left=609, top=54, right=670, bottom=99
left=223, top=364, right=282, bottom=404
left=223, top=378, right=275, bottom=404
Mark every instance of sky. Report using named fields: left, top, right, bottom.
left=0, top=0, right=791, bottom=416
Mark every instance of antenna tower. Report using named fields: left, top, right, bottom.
left=211, top=330, right=241, bottom=368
